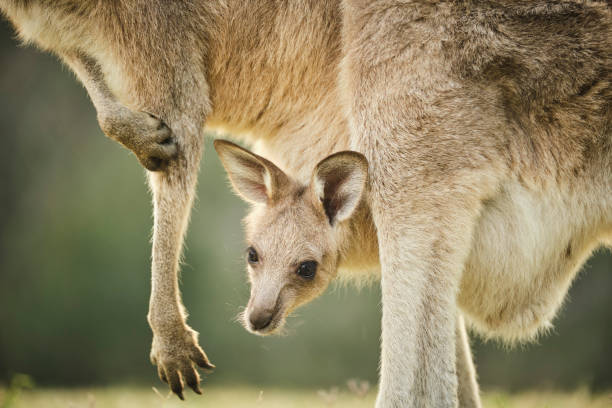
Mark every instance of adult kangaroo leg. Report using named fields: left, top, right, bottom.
left=364, top=180, right=488, bottom=407
left=456, top=314, right=481, bottom=408
left=341, top=3, right=504, bottom=405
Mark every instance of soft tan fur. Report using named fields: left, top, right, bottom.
left=2, top=0, right=610, bottom=406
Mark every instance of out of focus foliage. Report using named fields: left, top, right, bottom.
left=0, top=18, right=610, bottom=391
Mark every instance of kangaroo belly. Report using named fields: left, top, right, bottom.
left=458, top=181, right=607, bottom=343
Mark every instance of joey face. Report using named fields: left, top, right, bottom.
left=214, top=140, right=368, bottom=335
left=242, top=192, right=339, bottom=334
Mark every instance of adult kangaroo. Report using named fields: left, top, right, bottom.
left=2, top=1, right=610, bottom=406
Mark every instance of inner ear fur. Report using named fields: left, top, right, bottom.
left=214, top=139, right=289, bottom=204
left=312, top=151, right=368, bottom=225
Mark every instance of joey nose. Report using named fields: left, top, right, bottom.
left=249, top=310, right=274, bottom=330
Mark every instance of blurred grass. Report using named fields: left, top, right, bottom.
left=1, top=386, right=611, bottom=408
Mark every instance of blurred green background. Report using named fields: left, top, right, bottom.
left=0, top=17, right=611, bottom=394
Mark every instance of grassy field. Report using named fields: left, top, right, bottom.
left=1, top=386, right=611, bottom=408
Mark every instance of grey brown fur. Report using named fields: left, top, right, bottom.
left=1, top=0, right=610, bottom=406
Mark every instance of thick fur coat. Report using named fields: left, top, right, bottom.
left=1, top=1, right=610, bottom=406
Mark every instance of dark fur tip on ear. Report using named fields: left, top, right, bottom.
left=313, top=151, right=369, bottom=225
left=314, top=150, right=369, bottom=184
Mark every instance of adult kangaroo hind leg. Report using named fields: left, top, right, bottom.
left=353, top=160, right=497, bottom=407
left=341, top=3, right=505, bottom=405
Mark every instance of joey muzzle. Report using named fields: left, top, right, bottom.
left=249, top=309, right=274, bottom=330
left=246, top=282, right=283, bottom=333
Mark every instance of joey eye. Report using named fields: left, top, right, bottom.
left=296, top=261, right=317, bottom=280
left=247, top=247, right=259, bottom=264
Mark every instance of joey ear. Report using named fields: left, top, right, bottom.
left=214, top=139, right=289, bottom=204
left=312, top=151, right=368, bottom=225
